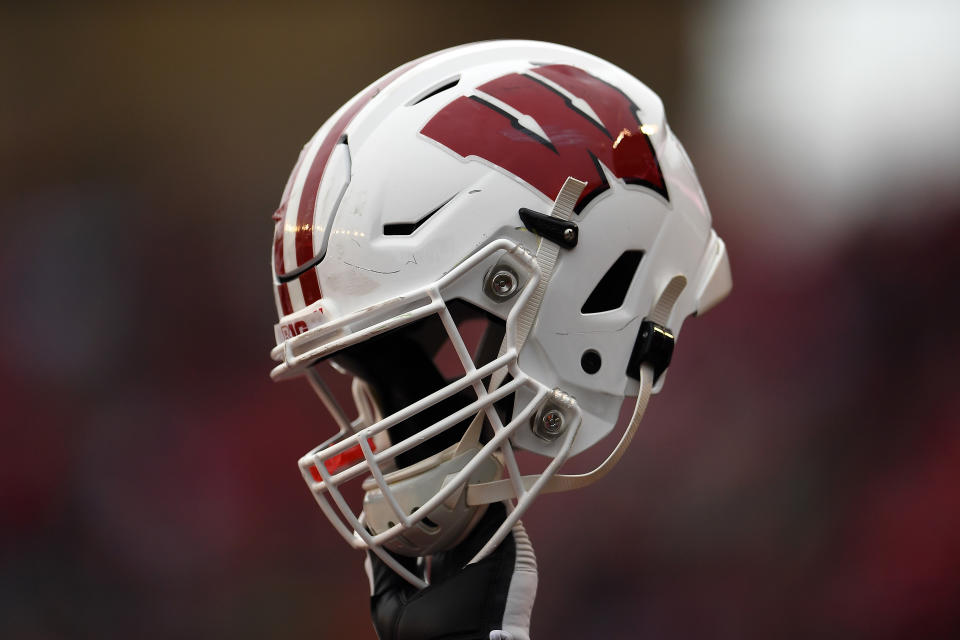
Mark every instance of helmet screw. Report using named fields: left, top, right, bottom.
left=485, top=266, right=519, bottom=300
left=532, top=408, right=566, bottom=441
left=541, top=410, right=564, bottom=434
left=531, top=390, right=575, bottom=441
left=562, top=227, right=576, bottom=243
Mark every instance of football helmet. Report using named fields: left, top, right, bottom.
left=269, top=40, right=731, bottom=587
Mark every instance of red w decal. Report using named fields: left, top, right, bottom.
left=421, top=64, right=667, bottom=211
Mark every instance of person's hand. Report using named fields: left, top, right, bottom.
left=366, top=502, right=537, bottom=640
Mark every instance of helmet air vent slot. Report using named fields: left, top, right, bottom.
left=580, top=250, right=644, bottom=313
left=383, top=194, right=455, bottom=236
left=409, top=76, right=461, bottom=106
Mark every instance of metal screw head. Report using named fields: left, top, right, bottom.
left=488, top=268, right=518, bottom=299
left=562, top=227, right=576, bottom=243
left=531, top=390, right=575, bottom=441
left=540, top=409, right=564, bottom=435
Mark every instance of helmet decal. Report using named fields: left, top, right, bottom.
left=421, top=64, right=668, bottom=212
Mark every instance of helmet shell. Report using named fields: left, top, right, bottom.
left=272, top=40, right=728, bottom=456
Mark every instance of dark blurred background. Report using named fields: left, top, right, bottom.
left=3, top=1, right=959, bottom=638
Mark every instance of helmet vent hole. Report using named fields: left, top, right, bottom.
left=581, top=349, right=602, bottom=374
left=409, top=76, right=461, bottom=106
left=581, top=250, right=644, bottom=314
left=383, top=194, right=455, bottom=236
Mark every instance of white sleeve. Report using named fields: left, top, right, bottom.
left=490, top=521, right=538, bottom=640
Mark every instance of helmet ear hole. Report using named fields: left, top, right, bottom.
left=581, top=349, right=602, bottom=374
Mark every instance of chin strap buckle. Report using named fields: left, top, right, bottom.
left=626, top=319, right=675, bottom=384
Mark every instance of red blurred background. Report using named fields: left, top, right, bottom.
left=3, top=2, right=959, bottom=638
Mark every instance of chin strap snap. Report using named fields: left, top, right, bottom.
left=464, top=274, right=686, bottom=506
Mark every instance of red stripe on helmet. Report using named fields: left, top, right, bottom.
left=272, top=218, right=286, bottom=277
left=277, top=283, right=294, bottom=316
left=292, top=56, right=433, bottom=268
left=274, top=147, right=309, bottom=278
left=299, top=269, right=323, bottom=306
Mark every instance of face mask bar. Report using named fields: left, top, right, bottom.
left=281, top=239, right=584, bottom=588
left=304, top=369, right=556, bottom=588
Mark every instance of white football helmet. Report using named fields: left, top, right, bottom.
left=269, top=40, right=731, bottom=587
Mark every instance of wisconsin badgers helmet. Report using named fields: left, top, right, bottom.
left=270, top=40, right=730, bottom=587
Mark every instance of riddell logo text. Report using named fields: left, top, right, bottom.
left=420, top=64, right=668, bottom=212
left=279, top=321, right=309, bottom=340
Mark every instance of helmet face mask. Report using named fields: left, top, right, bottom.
left=291, top=239, right=587, bottom=582
left=269, top=40, right=731, bottom=586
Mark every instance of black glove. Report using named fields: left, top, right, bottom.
left=366, top=502, right=537, bottom=640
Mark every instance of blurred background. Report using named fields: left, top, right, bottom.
left=2, top=1, right=959, bottom=638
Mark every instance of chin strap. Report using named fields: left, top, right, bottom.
left=465, top=273, right=687, bottom=506
left=513, top=177, right=586, bottom=354
left=491, top=177, right=586, bottom=393
left=455, top=177, right=587, bottom=457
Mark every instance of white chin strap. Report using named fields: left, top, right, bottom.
left=481, top=176, right=585, bottom=402
left=461, top=174, right=688, bottom=507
